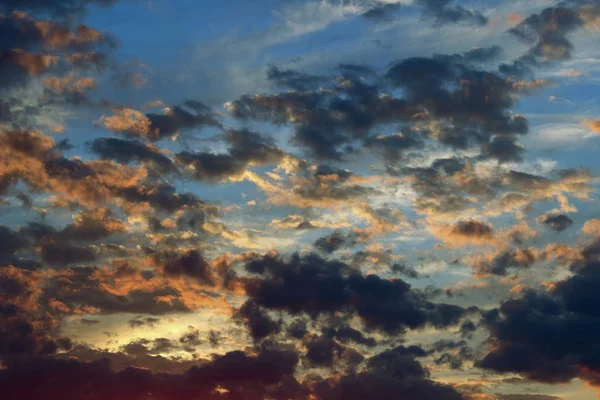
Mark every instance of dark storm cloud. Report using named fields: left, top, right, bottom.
left=91, top=138, right=176, bottom=174
left=305, top=336, right=345, bottom=367
left=538, top=213, right=573, bottom=232
left=315, top=344, right=464, bottom=400
left=0, top=266, right=75, bottom=361
left=40, top=241, right=97, bottom=265
left=478, top=248, right=600, bottom=385
left=429, top=339, right=474, bottom=370
left=235, top=300, right=281, bottom=341
left=322, top=325, right=377, bottom=347
left=0, top=225, right=27, bottom=264
left=60, top=343, right=201, bottom=373
left=0, top=347, right=302, bottom=400
left=417, top=0, right=488, bottom=26
left=243, top=252, right=474, bottom=335
left=287, top=319, right=309, bottom=339
left=157, top=249, right=215, bottom=286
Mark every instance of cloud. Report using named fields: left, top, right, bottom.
left=90, top=138, right=176, bottom=174
left=0, top=347, right=302, bottom=399
left=478, top=243, right=600, bottom=386
left=243, top=252, right=474, bottom=335
left=228, top=46, right=539, bottom=162
left=98, top=101, right=220, bottom=141
left=537, top=213, right=573, bottom=232
left=0, top=0, right=118, bottom=17
left=582, top=119, right=600, bottom=133
left=315, top=344, right=464, bottom=400
left=361, top=2, right=402, bottom=22
left=313, top=229, right=368, bottom=254
left=176, top=128, right=285, bottom=182
left=430, top=219, right=495, bottom=247
left=582, top=219, right=600, bottom=236
left=416, top=0, right=488, bottom=26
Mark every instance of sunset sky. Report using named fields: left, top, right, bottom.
left=1, top=0, right=600, bottom=399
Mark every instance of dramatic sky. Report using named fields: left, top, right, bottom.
left=1, top=0, right=600, bottom=399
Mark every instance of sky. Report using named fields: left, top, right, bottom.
left=1, top=0, right=600, bottom=399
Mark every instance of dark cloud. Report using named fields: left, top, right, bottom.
left=497, top=395, right=562, bottom=400
left=267, top=65, right=326, bottom=91
left=390, top=262, right=421, bottom=279
left=80, top=318, right=100, bottom=325
left=322, top=325, right=377, bottom=347
left=460, top=319, right=477, bottom=337
left=0, top=0, right=118, bottom=16
left=176, top=128, right=284, bottom=181
left=313, top=230, right=366, bottom=254
left=128, top=317, right=160, bottom=329
left=230, top=48, right=536, bottom=162
left=101, top=101, right=220, bottom=141
left=385, top=54, right=529, bottom=151
left=116, top=184, right=207, bottom=213
left=287, top=319, right=308, bottom=339
left=538, top=213, right=573, bottom=232
left=508, top=5, right=583, bottom=63
left=361, top=2, right=401, bottom=22
left=227, top=65, right=413, bottom=161
left=417, top=0, right=488, bottom=26
left=478, top=248, right=600, bottom=385
left=243, top=252, right=473, bottom=335
left=235, top=300, right=281, bottom=341
left=483, top=136, right=525, bottom=163
left=451, top=219, right=494, bottom=238
left=463, top=46, right=503, bottom=63
left=159, top=249, right=215, bottom=286
left=475, top=248, right=537, bottom=276
left=0, top=347, right=302, bottom=400
left=41, top=265, right=194, bottom=315
left=305, top=336, right=344, bottom=367
left=0, top=225, right=27, bottom=264
left=429, top=339, right=474, bottom=370
left=176, top=151, right=247, bottom=181
left=91, top=137, right=176, bottom=174
left=364, top=129, right=423, bottom=163
left=315, top=344, right=463, bottom=400
left=41, top=241, right=97, bottom=265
